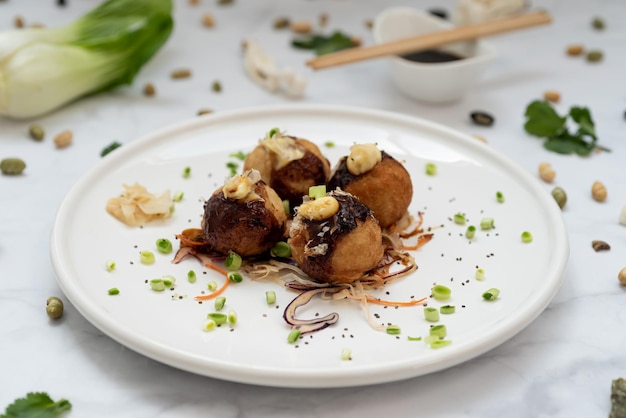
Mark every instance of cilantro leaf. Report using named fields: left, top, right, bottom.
left=523, top=100, right=566, bottom=138
left=292, top=31, right=355, bottom=55
left=543, top=132, right=593, bottom=156
left=569, top=106, right=597, bottom=140
left=1, top=392, right=72, bottom=418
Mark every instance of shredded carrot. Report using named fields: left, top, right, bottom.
left=404, top=233, right=433, bottom=251
left=366, top=296, right=427, bottom=307
left=194, top=262, right=230, bottom=301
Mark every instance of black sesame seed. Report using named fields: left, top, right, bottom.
left=470, top=111, right=494, bottom=126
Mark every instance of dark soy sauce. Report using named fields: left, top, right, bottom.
left=401, top=49, right=464, bottom=63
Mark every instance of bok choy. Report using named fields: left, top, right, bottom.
left=0, top=0, right=173, bottom=119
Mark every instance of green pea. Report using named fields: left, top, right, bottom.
left=46, top=296, right=64, bottom=319
left=586, top=50, right=603, bottom=63
left=29, top=124, right=45, bottom=141
left=551, top=187, right=567, bottom=209
left=1, top=158, right=26, bottom=175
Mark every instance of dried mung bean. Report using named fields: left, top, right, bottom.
left=46, top=296, right=64, bottom=319
left=143, top=83, right=156, bottom=96
left=551, top=187, right=567, bottom=209
left=273, top=17, right=290, bottom=29
left=14, top=16, right=24, bottom=28
left=470, top=111, right=494, bottom=127
left=291, top=21, right=312, bottom=34
left=29, top=124, right=45, bottom=141
left=566, top=44, right=584, bottom=56
left=591, top=240, right=610, bottom=252
left=54, top=130, right=73, bottom=148
left=543, top=90, right=560, bottom=103
left=591, top=17, right=605, bottom=30
left=591, top=181, right=607, bottom=202
left=364, top=19, right=374, bottom=29
left=538, top=162, right=556, bottom=183
left=202, top=13, right=215, bottom=27
left=197, top=108, right=213, bottom=116
left=0, top=158, right=26, bottom=175
left=171, top=68, right=192, bottom=79
left=619, top=268, right=626, bottom=285
left=212, top=80, right=222, bottom=93
left=586, top=50, right=603, bottom=63
left=319, top=13, right=329, bottom=27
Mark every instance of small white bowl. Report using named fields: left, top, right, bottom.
left=373, top=7, right=497, bottom=103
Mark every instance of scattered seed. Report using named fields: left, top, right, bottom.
left=291, top=20, right=313, bottom=34
left=212, top=80, right=222, bottom=93
left=591, top=17, right=605, bottom=30
left=591, top=240, right=610, bottom=252
left=566, top=44, right=584, bottom=56
left=46, top=296, right=64, bottom=319
left=543, top=90, right=560, bottom=103
left=473, top=135, right=488, bottom=143
left=428, top=8, right=449, bottom=20
left=29, top=124, right=45, bottom=141
left=143, top=83, right=156, bottom=96
left=538, top=162, right=556, bottom=183
left=619, top=268, right=626, bottom=285
left=470, top=111, right=494, bottom=127
left=273, top=17, right=290, bottom=29
left=319, top=12, right=329, bottom=27
left=53, top=130, right=73, bottom=148
left=217, top=0, right=234, bottom=5
left=202, top=13, right=215, bottom=27
left=364, top=19, right=374, bottom=29
left=171, top=68, right=192, bottom=79
left=0, top=158, right=26, bottom=175
left=551, top=187, right=567, bottom=209
left=591, top=181, right=607, bottom=202
left=586, top=50, right=603, bottom=63
left=14, top=16, right=24, bottom=28
left=197, top=108, right=213, bottom=116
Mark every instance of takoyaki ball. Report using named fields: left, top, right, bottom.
left=243, top=131, right=331, bottom=210
left=328, top=143, right=412, bottom=228
left=202, top=169, right=287, bottom=257
left=289, top=190, right=384, bottom=285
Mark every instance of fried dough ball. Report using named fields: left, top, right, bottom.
left=328, top=144, right=412, bottom=228
left=202, top=169, right=287, bottom=257
left=243, top=130, right=330, bottom=210
left=289, top=190, right=384, bottom=285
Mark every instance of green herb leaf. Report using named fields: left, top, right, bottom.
left=1, top=392, right=72, bottom=418
left=523, top=100, right=566, bottom=138
left=569, top=106, right=596, bottom=140
left=292, top=31, right=355, bottom=56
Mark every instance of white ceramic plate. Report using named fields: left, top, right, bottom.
left=51, top=105, right=568, bottom=388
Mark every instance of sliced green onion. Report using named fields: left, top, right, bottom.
left=429, top=324, right=447, bottom=338
left=156, top=238, right=173, bottom=254
left=386, top=325, right=401, bottom=335
left=162, top=275, right=176, bottom=287
left=432, top=284, right=451, bottom=301
left=268, top=127, right=280, bottom=137
left=308, top=185, right=326, bottom=199
left=265, top=290, right=276, bottom=305
left=150, top=278, right=165, bottom=291
left=207, top=312, right=227, bottom=325
left=465, top=225, right=476, bottom=239
left=287, top=329, right=301, bottom=344
left=424, top=307, right=440, bottom=322
left=203, top=319, right=217, bottom=332
left=325, top=141, right=335, bottom=148
left=107, top=287, right=120, bottom=295
left=496, top=191, right=505, bottom=203
left=182, top=166, right=191, bottom=178
left=440, top=305, right=456, bottom=314
left=214, top=296, right=226, bottom=311
left=407, top=336, right=422, bottom=341
left=227, top=271, right=243, bottom=283
left=173, top=191, right=184, bottom=202
left=424, top=335, right=439, bottom=344
left=521, top=231, right=533, bottom=243
left=482, top=288, right=500, bottom=301
left=225, top=251, right=242, bottom=271
left=227, top=310, right=237, bottom=325
left=425, top=162, right=437, bottom=176
left=105, top=259, right=116, bottom=271
left=229, top=151, right=247, bottom=161
left=341, top=348, right=352, bottom=360
left=270, top=241, right=291, bottom=258
left=475, top=268, right=485, bottom=281
left=139, top=250, right=155, bottom=265
left=187, top=270, right=197, bottom=283
left=480, top=217, right=494, bottom=230
left=226, top=161, right=238, bottom=176
left=430, top=339, right=452, bottom=349
left=453, top=213, right=466, bottom=225
left=282, top=199, right=290, bottom=215
left=207, top=281, right=218, bottom=291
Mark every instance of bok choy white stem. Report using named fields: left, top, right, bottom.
left=0, top=0, right=173, bottom=119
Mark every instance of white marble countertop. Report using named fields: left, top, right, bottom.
left=1, top=0, right=625, bottom=416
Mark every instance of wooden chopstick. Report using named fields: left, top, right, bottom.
left=306, top=11, right=552, bottom=70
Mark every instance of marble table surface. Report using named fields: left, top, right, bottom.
left=1, top=0, right=625, bottom=416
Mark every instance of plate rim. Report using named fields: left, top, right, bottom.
left=50, top=103, right=569, bottom=388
